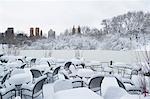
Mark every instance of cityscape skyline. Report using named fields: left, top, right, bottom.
left=0, top=0, right=150, bottom=35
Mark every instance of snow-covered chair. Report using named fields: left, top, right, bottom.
left=123, top=69, right=132, bottom=79
left=61, top=72, right=69, bottom=80
left=20, top=64, right=26, bottom=69
left=103, top=66, right=114, bottom=75
left=30, top=58, right=36, bottom=67
left=30, top=69, right=42, bottom=78
left=100, top=76, right=126, bottom=96
left=71, top=77, right=85, bottom=88
left=0, top=84, right=16, bottom=99
left=42, top=62, right=53, bottom=83
left=130, top=70, right=139, bottom=79
left=47, top=61, right=53, bottom=69
left=52, top=66, right=61, bottom=82
left=43, top=66, right=61, bottom=83
left=18, top=58, right=24, bottom=63
left=121, top=78, right=141, bottom=94
left=88, top=75, right=104, bottom=95
left=62, top=72, right=85, bottom=88
left=30, top=69, right=42, bottom=83
left=68, top=64, right=77, bottom=78
left=0, top=71, right=11, bottom=88
left=64, top=62, right=72, bottom=71
left=21, top=75, right=46, bottom=99
left=53, top=79, right=73, bottom=93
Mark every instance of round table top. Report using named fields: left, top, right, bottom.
left=31, top=64, right=50, bottom=71
left=77, top=69, right=94, bottom=78
left=8, top=69, right=32, bottom=85
left=8, top=73, right=32, bottom=85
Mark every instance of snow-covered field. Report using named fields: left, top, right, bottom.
left=1, top=48, right=150, bottom=64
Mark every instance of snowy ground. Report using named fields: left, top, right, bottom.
left=1, top=54, right=150, bottom=99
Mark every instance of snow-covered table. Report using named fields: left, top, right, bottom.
left=31, top=64, right=50, bottom=72
left=8, top=72, right=32, bottom=96
left=8, top=73, right=32, bottom=85
left=77, top=69, right=94, bottom=78
left=54, top=87, right=103, bottom=99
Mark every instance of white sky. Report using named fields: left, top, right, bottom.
left=0, top=0, right=150, bottom=36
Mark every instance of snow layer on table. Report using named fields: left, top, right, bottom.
left=104, top=86, right=128, bottom=99
left=101, top=77, right=121, bottom=96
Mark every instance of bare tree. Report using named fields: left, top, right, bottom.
left=135, top=45, right=150, bottom=96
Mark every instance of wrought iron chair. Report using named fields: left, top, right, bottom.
left=52, top=66, right=61, bottom=82
left=30, top=58, right=36, bottom=67
left=21, top=75, right=47, bottom=99
left=0, top=85, right=16, bottom=99
left=88, top=76, right=104, bottom=95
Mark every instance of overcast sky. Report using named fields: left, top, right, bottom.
left=0, top=0, right=150, bottom=35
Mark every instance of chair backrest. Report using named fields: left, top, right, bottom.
left=80, top=63, right=85, bottom=68
left=88, top=76, right=104, bottom=92
left=53, top=80, right=73, bottom=93
left=72, top=78, right=83, bottom=88
left=0, top=93, right=2, bottom=99
left=0, top=54, right=4, bottom=57
left=30, top=69, right=42, bottom=78
left=89, top=66, right=97, bottom=71
left=18, top=59, right=24, bottom=63
left=53, top=66, right=61, bottom=76
left=115, top=77, right=126, bottom=90
left=1, top=72, right=10, bottom=85
left=0, top=85, right=15, bottom=99
left=69, top=65, right=77, bottom=74
left=33, top=76, right=46, bottom=95
left=20, top=64, right=26, bottom=69
left=30, top=58, right=36, bottom=64
left=62, top=73, right=69, bottom=79
left=130, top=70, right=139, bottom=79
left=0, top=60, right=8, bottom=63
left=131, top=70, right=138, bottom=75
left=64, top=62, right=72, bottom=70
left=47, top=61, right=51, bottom=67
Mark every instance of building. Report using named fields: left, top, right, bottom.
left=0, top=33, right=5, bottom=44
left=30, top=27, right=34, bottom=37
left=72, top=26, right=81, bottom=35
left=5, top=27, right=15, bottom=44
left=48, top=29, right=55, bottom=39
left=77, top=26, right=81, bottom=34
left=16, top=33, right=28, bottom=45
left=72, top=26, right=76, bottom=35
left=40, top=30, right=43, bottom=37
left=5, top=27, right=14, bottom=38
left=35, top=27, right=40, bottom=37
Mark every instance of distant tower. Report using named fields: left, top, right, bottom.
left=40, top=30, right=43, bottom=37
left=77, top=26, right=81, bottom=34
left=5, top=27, right=15, bottom=44
left=5, top=27, right=14, bottom=38
left=53, top=31, right=56, bottom=39
left=35, top=27, right=40, bottom=37
left=30, top=27, right=34, bottom=37
left=72, top=26, right=75, bottom=35
left=48, top=29, right=55, bottom=39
